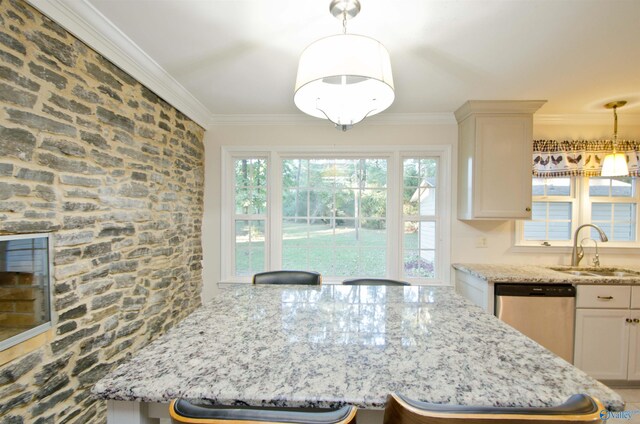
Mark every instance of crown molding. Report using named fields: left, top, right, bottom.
left=26, top=0, right=212, bottom=128
left=534, top=114, right=640, bottom=125
left=207, top=113, right=456, bottom=127
left=454, top=100, right=547, bottom=123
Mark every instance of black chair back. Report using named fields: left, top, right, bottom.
left=342, top=278, right=409, bottom=286
left=253, top=270, right=321, bottom=285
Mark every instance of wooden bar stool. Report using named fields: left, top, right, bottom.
left=169, top=399, right=356, bottom=424
left=383, top=393, right=605, bottom=424
left=252, top=270, right=322, bottom=285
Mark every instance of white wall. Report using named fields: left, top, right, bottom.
left=201, top=120, right=640, bottom=301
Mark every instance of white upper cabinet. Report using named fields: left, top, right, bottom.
left=455, top=100, right=546, bottom=220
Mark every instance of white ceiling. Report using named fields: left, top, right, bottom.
left=80, top=0, right=640, bottom=118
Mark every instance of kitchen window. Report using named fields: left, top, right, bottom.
left=517, top=176, right=640, bottom=246
left=222, top=147, right=451, bottom=284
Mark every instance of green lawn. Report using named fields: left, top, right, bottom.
left=236, top=222, right=421, bottom=277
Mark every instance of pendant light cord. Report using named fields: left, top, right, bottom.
left=613, top=105, right=619, bottom=152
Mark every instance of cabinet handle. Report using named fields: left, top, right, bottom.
left=626, top=318, right=632, bottom=323
left=634, top=319, right=640, bottom=324
left=597, top=296, right=614, bottom=300
left=525, top=207, right=531, bottom=212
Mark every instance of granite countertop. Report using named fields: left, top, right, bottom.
left=92, top=284, right=623, bottom=411
left=453, top=263, right=640, bottom=285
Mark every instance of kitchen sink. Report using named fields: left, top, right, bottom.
left=549, top=267, right=640, bottom=278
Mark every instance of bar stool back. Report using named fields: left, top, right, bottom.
left=343, top=278, right=409, bottom=286
left=252, top=270, right=321, bottom=285
left=383, top=393, right=605, bottom=424
left=170, top=399, right=357, bottom=424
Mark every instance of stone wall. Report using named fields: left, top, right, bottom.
left=0, top=0, right=205, bottom=422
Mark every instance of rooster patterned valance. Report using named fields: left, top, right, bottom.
left=532, top=140, right=640, bottom=177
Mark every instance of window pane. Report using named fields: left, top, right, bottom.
left=283, top=219, right=308, bottom=247
left=310, top=191, right=332, bottom=217
left=592, top=203, right=612, bottom=221
left=335, top=190, right=356, bottom=218
left=591, top=203, right=636, bottom=242
left=523, top=221, right=546, bottom=240
left=402, top=157, right=439, bottom=280
left=233, top=158, right=267, bottom=277
left=235, top=158, right=266, bottom=188
left=364, top=159, right=387, bottom=188
left=361, top=190, right=387, bottom=218
left=532, top=177, right=570, bottom=197
left=590, top=177, right=634, bottom=197
left=283, top=159, right=308, bottom=188
left=548, top=222, right=571, bottom=240
left=548, top=202, right=571, bottom=220
left=614, top=203, right=633, bottom=221
left=309, top=160, right=334, bottom=190
left=613, top=223, right=635, bottom=241
left=523, top=201, right=572, bottom=241
left=612, top=177, right=634, bottom=197
left=283, top=189, right=309, bottom=217
left=307, top=221, right=334, bottom=246
left=530, top=202, right=546, bottom=220
left=235, top=220, right=265, bottom=276
left=532, top=178, right=545, bottom=196
left=404, top=250, right=435, bottom=278
left=234, top=159, right=267, bottom=214
left=359, top=220, right=387, bottom=245
left=282, top=158, right=388, bottom=279
left=403, top=221, right=435, bottom=277
left=403, top=159, right=422, bottom=187
left=235, top=187, right=250, bottom=214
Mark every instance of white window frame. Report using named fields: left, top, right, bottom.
left=221, top=145, right=452, bottom=285
left=515, top=176, right=640, bottom=248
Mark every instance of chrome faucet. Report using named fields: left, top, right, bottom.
left=580, top=238, right=600, bottom=267
left=571, top=224, right=608, bottom=266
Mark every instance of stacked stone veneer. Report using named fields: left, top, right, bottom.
left=0, top=0, right=205, bottom=422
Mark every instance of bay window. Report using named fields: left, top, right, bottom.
left=222, top=147, right=451, bottom=284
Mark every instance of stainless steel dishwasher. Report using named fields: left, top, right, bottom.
left=495, top=284, right=576, bottom=363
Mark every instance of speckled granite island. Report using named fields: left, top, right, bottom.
left=93, top=284, right=623, bottom=423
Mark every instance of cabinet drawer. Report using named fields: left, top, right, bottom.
left=632, top=286, right=640, bottom=309
left=577, top=285, right=631, bottom=309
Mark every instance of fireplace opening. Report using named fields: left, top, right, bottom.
left=0, top=233, right=53, bottom=351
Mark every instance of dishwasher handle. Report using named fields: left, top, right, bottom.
left=495, top=283, right=576, bottom=297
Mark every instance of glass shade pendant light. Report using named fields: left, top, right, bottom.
left=601, top=100, right=629, bottom=177
left=294, top=0, right=395, bottom=131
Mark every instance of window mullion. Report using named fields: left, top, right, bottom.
left=269, top=151, right=281, bottom=272
left=387, top=151, right=401, bottom=280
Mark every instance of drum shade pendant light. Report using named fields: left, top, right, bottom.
left=294, top=0, right=395, bottom=131
left=601, top=101, right=629, bottom=177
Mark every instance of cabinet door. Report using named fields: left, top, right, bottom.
left=474, top=116, right=532, bottom=219
left=628, top=310, right=640, bottom=380
left=574, top=309, right=629, bottom=380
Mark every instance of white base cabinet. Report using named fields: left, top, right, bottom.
left=574, top=285, right=640, bottom=381
left=574, top=309, right=630, bottom=380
